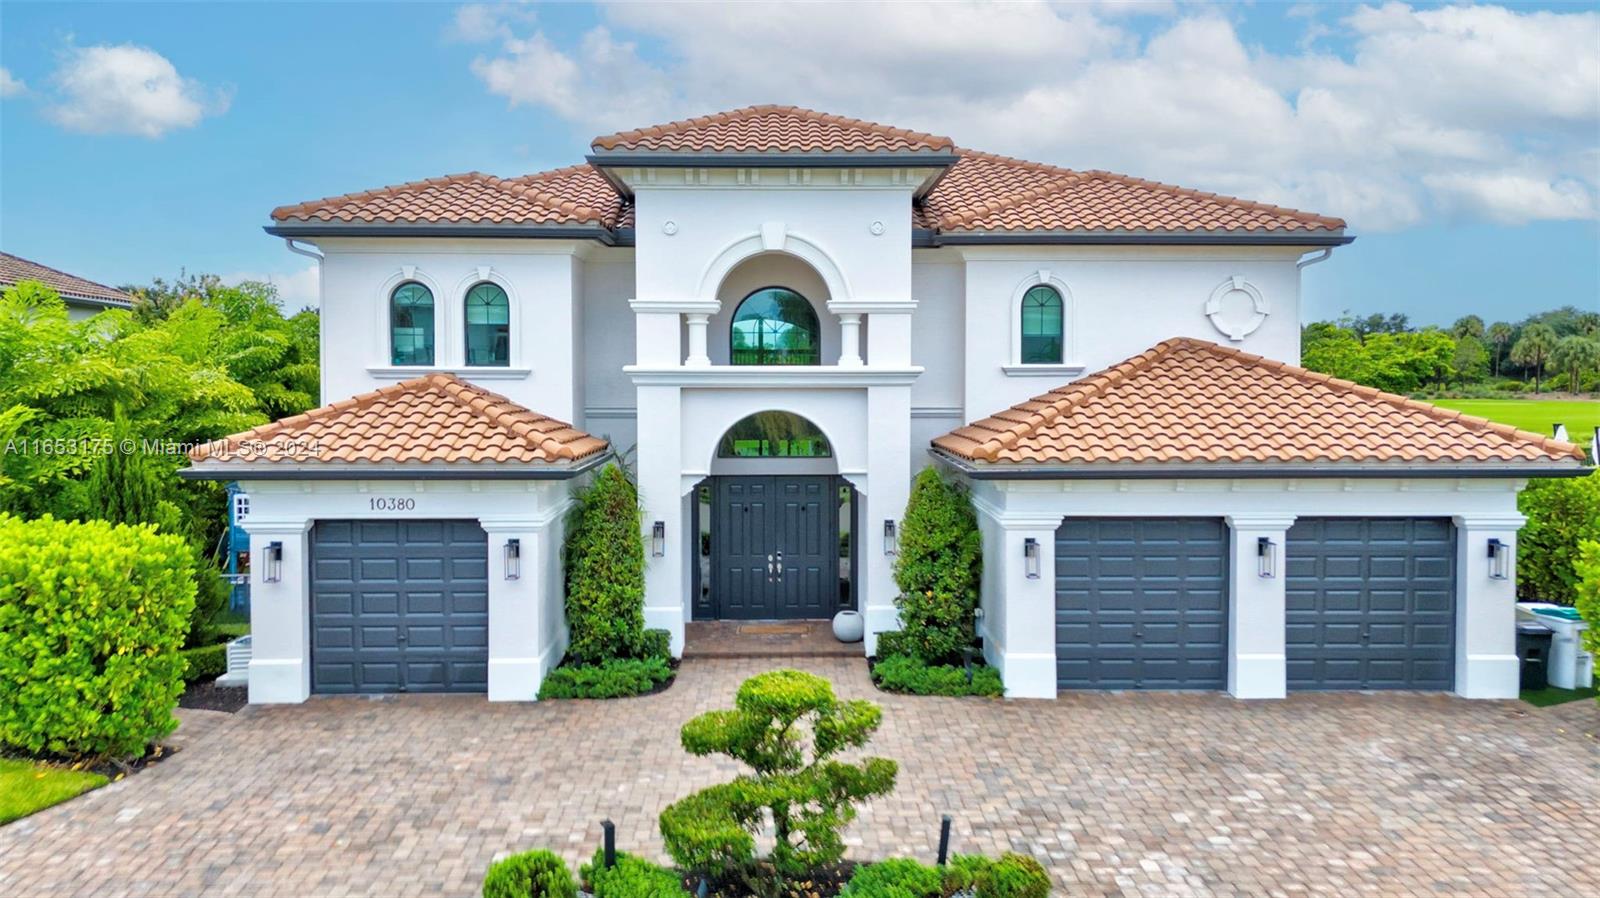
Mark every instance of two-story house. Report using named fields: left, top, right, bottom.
left=184, top=106, right=1585, bottom=705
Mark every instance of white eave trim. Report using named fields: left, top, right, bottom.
left=366, top=365, right=532, bottom=380
left=624, top=365, right=923, bottom=387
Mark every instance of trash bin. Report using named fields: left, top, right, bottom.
left=1518, top=602, right=1594, bottom=689
left=1516, top=621, right=1553, bottom=691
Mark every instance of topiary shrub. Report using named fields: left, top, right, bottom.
left=840, top=858, right=949, bottom=898
left=581, top=849, right=690, bottom=898
left=179, top=643, right=228, bottom=683
left=537, top=657, right=674, bottom=699
left=563, top=464, right=648, bottom=663
left=659, top=670, right=898, bottom=883
left=972, top=853, right=1051, bottom=898
left=1517, top=471, right=1600, bottom=605
left=870, top=654, right=1002, bottom=697
left=0, top=514, right=195, bottom=758
left=482, top=849, right=577, bottom=898
left=886, top=468, right=982, bottom=664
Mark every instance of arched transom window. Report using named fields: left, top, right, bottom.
left=717, top=411, right=832, bottom=458
left=464, top=282, right=510, bottom=367
left=390, top=281, right=435, bottom=365
left=730, top=287, right=820, bottom=366
left=1020, top=284, right=1064, bottom=364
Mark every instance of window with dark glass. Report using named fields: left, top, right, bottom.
left=464, top=282, right=510, bottom=366
left=390, top=282, right=435, bottom=365
left=1020, top=284, right=1064, bottom=364
left=730, top=287, right=820, bottom=365
left=716, top=411, right=832, bottom=458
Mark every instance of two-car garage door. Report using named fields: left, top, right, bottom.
left=1054, top=517, right=1456, bottom=692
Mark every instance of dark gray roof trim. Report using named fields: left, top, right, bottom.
left=586, top=152, right=962, bottom=169
left=180, top=452, right=611, bottom=482
left=56, top=293, right=134, bottom=308
left=932, top=449, right=1586, bottom=481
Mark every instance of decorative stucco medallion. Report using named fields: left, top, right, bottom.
left=1204, top=276, right=1269, bottom=341
left=869, top=220, right=886, bottom=236
left=662, top=220, right=679, bottom=236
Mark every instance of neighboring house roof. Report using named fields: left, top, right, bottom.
left=267, top=106, right=1345, bottom=242
left=185, top=374, right=608, bottom=475
left=933, top=338, right=1585, bottom=473
left=0, top=252, right=134, bottom=308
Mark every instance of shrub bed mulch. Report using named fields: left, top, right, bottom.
left=179, top=678, right=249, bottom=713
left=3, top=741, right=179, bottom=784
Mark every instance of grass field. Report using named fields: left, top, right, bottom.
left=1430, top=399, right=1599, bottom=450
left=0, top=758, right=107, bottom=824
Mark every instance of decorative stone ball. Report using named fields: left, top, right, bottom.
left=832, top=609, right=864, bottom=643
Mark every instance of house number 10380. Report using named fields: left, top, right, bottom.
left=369, top=497, right=416, bottom=511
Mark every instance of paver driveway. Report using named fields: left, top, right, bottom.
left=2, top=657, right=1597, bottom=898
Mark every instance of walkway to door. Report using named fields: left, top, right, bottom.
left=682, top=621, right=862, bottom=658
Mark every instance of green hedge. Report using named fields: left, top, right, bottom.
left=537, top=656, right=674, bottom=700
left=841, top=854, right=1051, bottom=898
left=581, top=849, right=690, bottom=898
left=0, top=514, right=196, bottom=758
left=888, top=468, right=982, bottom=665
left=1575, top=541, right=1600, bottom=658
left=179, top=643, right=228, bottom=683
left=564, top=465, right=649, bottom=663
left=1518, top=472, right=1600, bottom=605
left=482, top=849, right=576, bottom=898
left=870, top=654, right=1002, bottom=697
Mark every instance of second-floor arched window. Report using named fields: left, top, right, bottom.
left=730, top=287, right=820, bottom=365
left=390, top=282, right=435, bottom=365
left=464, top=282, right=510, bottom=367
left=1020, top=284, right=1064, bottom=364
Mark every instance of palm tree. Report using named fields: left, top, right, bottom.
left=1550, top=336, right=1600, bottom=395
left=1511, top=323, right=1558, bottom=393
left=1451, top=315, right=1485, bottom=341
left=1486, top=322, right=1513, bottom=378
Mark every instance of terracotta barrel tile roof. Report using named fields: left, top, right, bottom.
left=590, top=105, right=955, bottom=154
left=935, top=338, right=1584, bottom=468
left=188, top=374, right=608, bottom=467
left=0, top=252, right=133, bottom=306
left=270, top=166, right=627, bottom=227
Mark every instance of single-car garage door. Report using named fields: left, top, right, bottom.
left=1055, top=518, right=1229, bottom=690
left=1286, top=518, right=1455, bottom=691
left=311, top=520, right=489, bottom=694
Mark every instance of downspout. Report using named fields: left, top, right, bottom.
left=283, top=237, right=326, bottom=404
left=1296, top=248, right=1334, bottom=269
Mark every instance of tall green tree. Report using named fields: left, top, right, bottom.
left=1550, top=335, right=1600, bottom=394
left=1511, top=323, right=1559, bottom=393
left=1451, top=315, right=1485, bottom=341
left=1451, top=335, right=1489, bottom=385
left=1486, top=321, right=1514, bottom=378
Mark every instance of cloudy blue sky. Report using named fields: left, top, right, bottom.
left=1, top=1, right=1596, bottom=323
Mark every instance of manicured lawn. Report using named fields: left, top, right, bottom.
left=1431, top=399, right=1598, bottom=449
left=0, top=758, right=108, bottom=825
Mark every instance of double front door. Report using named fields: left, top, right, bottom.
left=712, top=475, right=837, bottom=619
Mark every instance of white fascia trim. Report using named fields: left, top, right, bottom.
left=367, top=365, right=532, bottom=380
left=629, top=298, right=721, bottom=314
left=1451, top=513, right=1529, bottom=529
left=624, top=366, right=923, bottom=387
left=1224, top=513, right=1299, bottom=530
left=1000, top=364, right=1087, bottom=377
left=826, top=300, right=917, bottom=313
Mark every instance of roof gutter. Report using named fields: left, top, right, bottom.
left=179, top=451, right=612, bottom=482
left=927, top=231, right=1356, bottom=248
left=932, top=449, right=1589, bottom=481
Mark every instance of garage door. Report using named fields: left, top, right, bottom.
left=1055, top=518, right=1229, bottom=690
left=311, top=520, right=489, bottom=694
left=1286, top=518, right=1455, bottom=691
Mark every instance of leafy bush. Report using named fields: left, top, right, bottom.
left=870, top=654, right=1002, bottom=697
left=564, top=464, right=649, bottom=663
left=0, top=514, right=195, bottom=758
left=972, top=854, right=1051, bottom=898
left=1575, top=542, right=1600, bottom=659
left=840, top=858, right=949, bottom=898
left=179, top=643, right=228, bottom=683
left=537, top=657, right=674, bottom=700
left=888, top=468, right=982, bottom=664
left=637, top=627, right=671, bottom=662
left=581, top=849, right=690, bottom=898
left=1517, top=472, right=1600, bottom=604
left=660, top=670, right=898, bottom=880
left=482, top=849, right=577, bottom=898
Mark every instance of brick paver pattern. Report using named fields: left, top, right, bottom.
left=2, top=658, right=1596, bottom=897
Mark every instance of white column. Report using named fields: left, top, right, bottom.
left=245, top=520, right=313, bottom=704
left=1225, top=514, right=1296, bottom=700
left=1453, top=513, right=1526, bottom=699
left=637, top=383, right=687, bottom=655
left=685, top=313, right=711, bottom=367
left=974, top=502, right=1060, bottom=699
left=837, top=313, right=863, bottom=367
left=481, top=519, right=549, bottom=701
left=861, top=384, right=912, bottom=656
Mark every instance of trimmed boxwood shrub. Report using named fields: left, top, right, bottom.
left=0, top=514, right=195, bottom=758
left=179, top=643, right=228, bottom=683
left=581, top=849, right=690, bottom=898
left=840, top=859, right=949, bottom=898
left=482, top=849, right=576, bottom=898
left=537, top=657, right=673, bottom=699
left=970, top=853, right=1051, bottom=898
left=870, top=654, right=1002, bottom=697
left=563, top=464, right=649, bottom=663
left=1518, top=471, right=1600, bottom=605
left=882, top=468, right=982, bottom=665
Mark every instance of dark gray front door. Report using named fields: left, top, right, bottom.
left=1286, top=518, right=1456, bottom=691
left=311, top=519, right=489, bottom=694
left=711, top=476, right=836, bottom=619
left=1055, top=518, right=1229, bottom=690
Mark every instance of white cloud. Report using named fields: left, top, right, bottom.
left=460, top=1, right=1600, bottom=231
left=224, top=264, right=320, bottom=311
left=45, top=44, right=230, bottom=138
left=0, top=67, right=25, bottom=98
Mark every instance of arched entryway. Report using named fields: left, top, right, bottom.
left=692, top=411, right=857, bottom=620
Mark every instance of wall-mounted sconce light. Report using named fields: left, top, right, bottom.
left=263, top=540, right=284, bottom=583
left=883, top=519, right=898, bottom=555
left=652, top=521, right=666, bottom=557
left=1023, top=537, right=1041, bottom=579
left=1487, top=538, right=1510, bottom=580
left=1257, top=536, right=1277, bottom=579
left=504, top=538, right=521, bottom=580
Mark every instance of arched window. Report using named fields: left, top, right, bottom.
left=464, top=282, right=510, bottom=367
left=717, top=411, right=831, bottom=458
left=1020, top=285, right=1064, bottom=364
left=730, top=287, right=820, bottom=365
left=390, top=282, right=435, bottom=365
